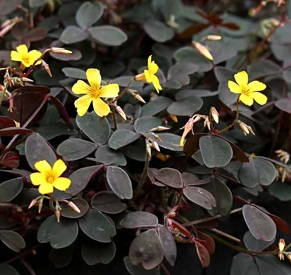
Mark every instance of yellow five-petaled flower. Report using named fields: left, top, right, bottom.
left=135, top=55, right=162, bottom=93
left=30, top=159, right=71, bottom=195
left=228, top=71, right=267, bottom=106
left=11, top=44, right=42, bottom=69
left=72, top=68, right=119, bottom=117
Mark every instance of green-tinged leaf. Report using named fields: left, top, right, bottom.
left=67, top=165, right=103, bottom=196
left=167, top=96, right=203, bottom=117
left=124, top=257, right=160, bottom=275
left=0, top=0, right=23, bottom=15
left=143, top=20, right=174, bottom=43
left=203, top=177, right=232, bottom=216
left=62, top=67, right=86, bottom=79
left=283, top=67, right=291, bottom=83
left=155, top=168, right=183, bottom=188
left=76, top=1, right=104, bottom=29
left=94, top=145, right=127, bottom=166
left=275, top=98, right=291, bottom=114
left=269, top=181, right=291, bottom=201
left=89, top=26, right=127, bottom=46
left=25, top=133, right=57, bottom=169
left=243, top=231, right=274, bottom=252
left=91, top=191, right=127, bottom=214
left=120, top=212, right=158, bottom=229
left=36, top=123, right=76, bottom=140
left=60, top=198, right=89, bottom=219
left=206, top=40, right=238, bottom=64
left=156, top=133, right=183, bottom=152
left=238, top=157, right=276, bottom=188
left=242, top=205, right=276, bottom=242
left=81, top=242, right=116, bottom=265
left=57, top=138, right=97, bottom=161
left=214, top=66, right=237, bottom=83
left=108, top=129, right=140, bottom=150
left=175, top=89, right=219, bottom=100
left=0, top=264, right=20, bottom=275
left=0, top=230, right=25, bottom=252
left=78, top=209, right=116, bottom=242
left=49, top=246, right=73, bottom=268
left=60, top=26, right=89, bottom=44
left=106, top=166, right=132, bottom=199
left=123, top=138, right=147, bottom=161
left=134, top=117, right=162, bottom=134
left=183, top=186, right=216, bottom=210
left=141, top=96, right=173, bottom=116
left=199, top=135, right=233, bottom=168
left=248, top=60, right=281, bottom=80
left=37, top=216, right=78, bottom=249
left=129, top=229, right=164, bottom=270
left=168, top=62, right=199, bottom=81
left=29, top=0, right=48, bottom=8
left=0, top=178, right=23, bottom=203
left=76, top=112, right=111, bottom=145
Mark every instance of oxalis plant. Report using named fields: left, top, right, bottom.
left=1, top=0, right=291, bottom=274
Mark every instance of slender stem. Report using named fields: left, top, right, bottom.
left=183, top=207, right=243, bottom=227
left=21, top=259, right=37, bottom=275
left=0, top=84, right=7, bottom=108
left=210, top=228, right=241, bottom=243
left=111, top=106, right=118, bottom=130
left=113, top=78, right=134, bottom=103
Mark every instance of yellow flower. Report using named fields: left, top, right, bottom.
left=228, top=71, right=267, bottom=106
left=134, top=55, right=162, bottom=93
left=72, top=68, right=119, bottom=117
left=10, top=44, right=42, bottom=68
left=30, top=159, right=71, bottom=195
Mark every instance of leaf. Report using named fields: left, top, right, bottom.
left=134, top=117, right=162, bottom=134
left=155, top=168, right=183, bottom=188
left=94, top=145, right=127, bottom=166
left=124, top=257, right=160, bottom=275
left=0, top=0, right=23, bottom=15
left=141, top=96, right=173, bottom=117
left=123, top=138, right=147, bottom=161
left=0, top=264, right=20, bottom=275
left=0, top=127, right=32, bottom=136
left=195, top=241, right=210, bottom=268
left=106, top=166, right=132, bottom=199
left=76, top=1, right=104, bottom=29
left=275, top=98, right=291, bottom=114
left=183, top=186, right=216, bottom=210
left=243, top=231, right=274, bottom=252
left=214, top=66, right=237, bottom=83
left=76, top=112, right=111, bottom=145
left=196, top=231, right=215, bottom=254
left=62, top=67, right=86, bottom=79
left=168, top=62, right=199, bottom=80
left=203, top=177, right=232, bottom=216
left=143, top=20, right=174, bottom=43
left=242, top=205, right=276, bottom=241
left=238, top=157, right=276, bottom=188
left=81, top=242, right=116, bottom=265
left=0, top=116, right=17, bottom=129
left=283, top=67, right=291, bottom=83
left=120, top=212, right=158, bottom=229
left=56, top=138, right=97, bottom=161
left=199, top=135, right=233, bottom=168
left=248, top=59, right=281, bottom=80
left=29, top=0, right=48, bottom=8
left=25, top=133, right=57, bottom=169
left=91, top=191, right=127, bottom=214
left=60, top=26, right=89, bottom=44
left=67, top=165, right=103, bottom=196
left=37, top=215, right=78, bottom=249
left=175, top=89, right=219, bottom=100
left=60, top=198, right=89, bottom=219
left=156, top=133, right=183, bottom=152
left=108, top=129, right=140, bottom=150
left=89, top=26, right=127, bottom=46
left=167, top=96, right=203, bottom=117
left=269, top=180, right=291, bottom=201
left=0, top=177, right=23, bottom=203
left=49, top=246, right=73, bottom=268
left=0, top=230, right=25, bottom=252
left=129, top=229, right=164, bottom=270
left=157, top=227, right=177, bottom=266
left=78, top=209, right=116, bottom=243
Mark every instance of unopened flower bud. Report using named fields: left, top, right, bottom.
left=238, top=121, right=255, bottom=136
left=169, top=114, right=178, bottom=122
left=206, top=35, right=221, bottom=41
left=146, top=142, right=152, bottom=157
left=28, top=199, right=38, bottom=209
left=151, top=141, right=160, bottom=152
left=21, top=77, right=34, bottom=82
left=192, top=42, right=213, bottom=61
left=210, top=107, right=219, bottom=124
left=152, top=134, right=162, bottom=142
left=116, top=106, right=127, bottom=121
left=42, top=60, right=52, bottom=77
left=204, top=117, right=211, bottom=130
left=129, top=89, right=146, bottom=103
left=38, top=201, right=43, bottom=213
left=55, top=209, right=61, bottom=222
left=68, top=201, right=81, bottom=213
left=279, top=238, right=285, bottom=252
left=134, top=73, right=146, bottom=82
left=51, top=47, right=72, bottom=54
left=150, top=126, right=170, bottom=132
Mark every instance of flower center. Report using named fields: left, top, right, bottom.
left=89, top=88, right=101, bottom=99
left=46, top=171, right=56, bottom=184
left=242, top=85, right=252, bottom=96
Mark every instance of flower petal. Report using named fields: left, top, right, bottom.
left=72, top=80, right=92, bottom=95
left=53, top=177, right=71, bottom=191
left=74, top=94, right=92, bottom=116
left=28, top=50, right=42, bottom=66
left=93, top=98, right=110, bottom=117
left=228, top=80, right=242, bottom=94
left=16, top=44, right=28, bottom=54
left=39, top=183, right=54, bottom=194
left=147, top=55, right=152, bottom=69
left=234, top=71, right=248, bottom=86
left=148, top=57, right=159, bottom=75
left=86, top=68, right=101, bottom=91
left=52, top=159, right=67, bottom=178
left=35, top=160, right=51, bottom=174
left=100, top=84, right=119, bottom=98
left=253, top=92, right=267, bottom=105
left=151, top=75, right=162, bottom=93
left=239, top=94, right=254, bottom=106
left=10, top=51, right=21, bottom=61
left=30, top=172, right=46, bottom=186
left=144, top=69, right=152, bottom=83
left=247, top=81, right=266, bottom=92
